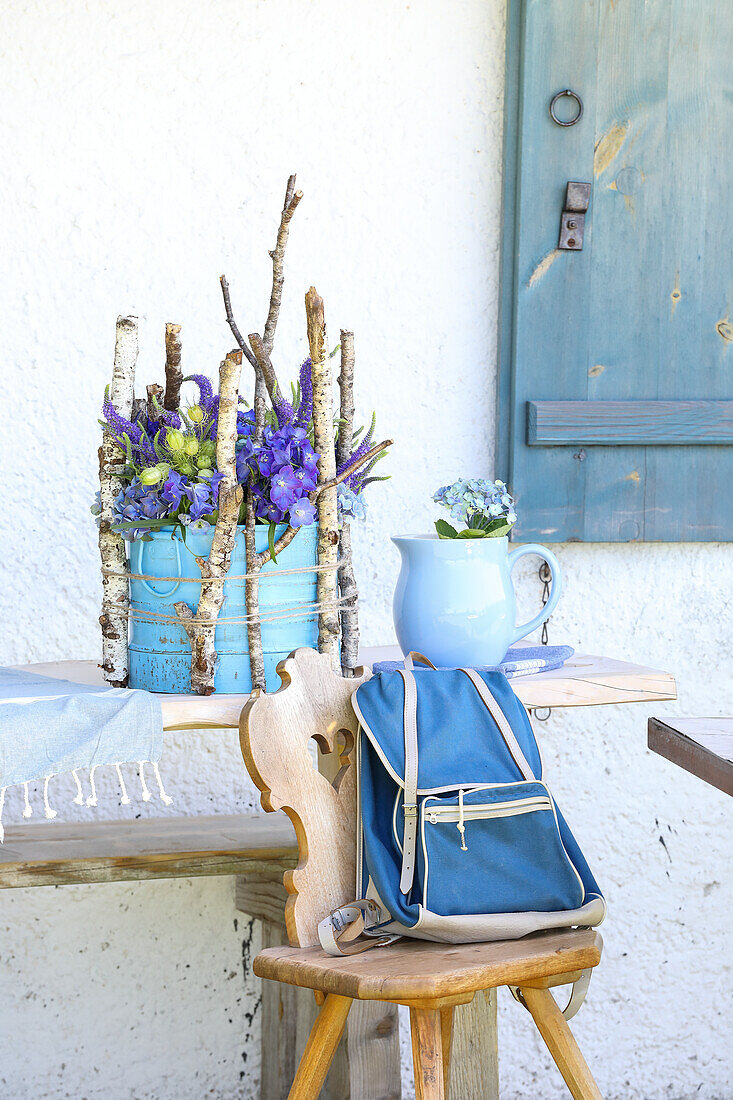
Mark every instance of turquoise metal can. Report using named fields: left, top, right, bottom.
left=392, top=533, right=562, bottom=668
left=128, top=523, right=318, bottom=694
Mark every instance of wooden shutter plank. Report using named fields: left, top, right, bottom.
left=527, top=400, right=733, bottom=445
left=507, top=0, right=598, bottom=541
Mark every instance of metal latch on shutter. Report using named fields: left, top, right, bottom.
left=558, top=181, right=591, bottom=250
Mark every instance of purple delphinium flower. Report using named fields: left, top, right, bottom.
left=289, top=497, right=316, bottom=527
left=263, top=500, right=286, bottom=524
left=186, top=481, right=213, bottom=520
left=270, top=465, right=300, bottom=510
left=292, top=465, right=318, bottom=492
left=207, top=470, right=226, bottom=507
left=162, top=470, right=188, bottom=509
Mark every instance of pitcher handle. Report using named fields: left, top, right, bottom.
left=130, top=535, right=183, bottom=599
left=507, top=544, right=562, bottom=645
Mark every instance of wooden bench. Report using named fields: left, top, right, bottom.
left=0, top=811, right=331, bottom=1098
left=0, top=812, right=297, bottom=888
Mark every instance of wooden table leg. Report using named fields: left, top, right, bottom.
left=448, top=990, right=499, bottom=1100
left=348, top=1001, right=402, bottom=1100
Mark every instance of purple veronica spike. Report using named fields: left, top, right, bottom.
left=294, top=358, right=313, bottom=428
left=156, top=408, right=182, bottom=429
left=337, top=422, right=373, bottom=480
left=186, top=374, right=214, bottom=409
left=103, top=396, right=144, bottom=445
left=272, top=387, right=295, bottom=429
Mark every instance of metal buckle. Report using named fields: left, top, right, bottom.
left=403, top=803, right=417, bottom=818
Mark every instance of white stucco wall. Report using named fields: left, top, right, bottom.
left=0, top=2, right=730, bottom=1098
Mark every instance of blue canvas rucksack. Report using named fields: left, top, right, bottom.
left=319, top=654, right=605, bottom=966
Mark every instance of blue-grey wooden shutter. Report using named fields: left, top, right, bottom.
left=497, top=0, right=733, bottom=542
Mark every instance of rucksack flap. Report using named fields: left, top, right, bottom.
left=352, top=666, right=543, bottom=790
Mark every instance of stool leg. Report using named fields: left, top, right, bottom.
left=410, top=1006, right=445, bottom=1100
left=440, top=1007, right=454, bottom=1099
left=288, top=993, right=352, bottom=1100
left=519, top=986, right=604, bottom=1100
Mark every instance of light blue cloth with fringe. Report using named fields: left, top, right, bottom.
left=0, top=667, right=166, bottom=840
left=373, top=644, right=574, bottom=679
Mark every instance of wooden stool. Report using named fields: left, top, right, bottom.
left=240, top=649, right=604, bottom=1100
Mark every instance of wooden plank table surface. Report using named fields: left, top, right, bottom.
left=648, top=717, right=733, bottom=797
left=19, top=645, right=677, bottom=730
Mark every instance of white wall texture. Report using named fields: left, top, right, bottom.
left=0, top=2, right=730, bottom=1098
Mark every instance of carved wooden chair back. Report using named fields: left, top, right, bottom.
left=240, top=647, right=368, bottom=948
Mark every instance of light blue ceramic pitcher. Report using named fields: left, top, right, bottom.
left=392, top=534, right=562, bottom=667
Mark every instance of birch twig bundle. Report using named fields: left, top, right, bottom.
left=99, top=315, right=138, bottom=687
left=306, top=287, right=340, bottom=666
left=174, top=350, right=243, bottom=695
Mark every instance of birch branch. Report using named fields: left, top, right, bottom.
left=174, top=350, right=243, bottom=695
left=244, top=485, right=265, bottom=691
left=305, top=287, right=340, bottom=665
left=336, top=331, right=359, bottom=675
left=248, top=332, right=284, bottom=408
left=263, top=174, right=303, bottom=354
left=163, top=323, right=183, bottom=410
left=220, top=174, right=302, bottom=416
left=99, top=315, right=138, bottom=686
left=244, top=361, right=267, bottom=690
left=146, top=382, right=164, bottom=420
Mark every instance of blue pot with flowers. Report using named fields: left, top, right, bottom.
left=392, top=478, right=562, bottom=668
left=102, top=372, right=320, bottom=695
left=97, top=364, right=379, bottom=694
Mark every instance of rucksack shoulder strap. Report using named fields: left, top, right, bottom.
left=397, top=667, right=419, bottom=894
left=458, top=667, right=537, bottom=782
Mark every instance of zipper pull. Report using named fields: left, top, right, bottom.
left=457, top=789, right=468, bottom=851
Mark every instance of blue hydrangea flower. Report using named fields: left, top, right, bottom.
left=433, top=477, right=516, bottom=533
left=112, top=477, right=169, bottom=540
left=338, top=484, right=367, bottom=522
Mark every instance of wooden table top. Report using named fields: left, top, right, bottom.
left=17, top=645, right=676, bottom=730
left=648, top=717, right=733, bottom=797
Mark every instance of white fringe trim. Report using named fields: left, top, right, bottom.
left=0, top=759, right=173, bottom=841
left=115, top=763, right=130, bottom=806
left=86, top=765, right=99, bottom=807
left=72, top=769, right=85, bottom=805
left=151, top=761, right=173, bottom=806
left=138, top=762, right=152, bottom=802
left=43, top=776, right=58, bottom=820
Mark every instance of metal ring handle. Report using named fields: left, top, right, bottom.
left=549, top=89, right=583, bottom=127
